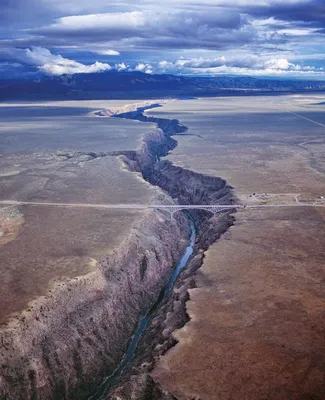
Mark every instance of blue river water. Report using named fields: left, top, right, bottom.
left=90, top=216, right=196, bottom=399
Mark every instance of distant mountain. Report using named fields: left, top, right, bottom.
left=1, top=70, right=325, bottom=100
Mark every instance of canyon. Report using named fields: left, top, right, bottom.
left=1, top=95, right=325, bottom=400
left=149, top=95, right=325, bottom=400
left=0, top=100, right=234, bottom=399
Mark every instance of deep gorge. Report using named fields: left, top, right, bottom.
left=92, top=105, right=236, bottom=399
left=0, top=103, right=236, bottom=400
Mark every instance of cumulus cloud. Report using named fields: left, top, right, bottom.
left=146, top=55, right=325, bottom=77
left=135, top=63, right=153, bottom=74
left=115, top=62, right=128, bottom=71
left=2, top=46, right=325, bottom=78
left=179, top=56, right=294, bottom=70
left=23, top=47, right=111, bottom=75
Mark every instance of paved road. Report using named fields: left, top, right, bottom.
left=0, top=200, right=148, bottom=209
left=285, top=109, right=325, bottom=129
left=1, top=200, right=325, bottom=210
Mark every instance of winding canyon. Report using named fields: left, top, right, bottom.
left=0, top=101, right=235, bottom=399
left=1, top=95, right=325, bottom=400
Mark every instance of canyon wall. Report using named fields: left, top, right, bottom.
left=105, top=163, right=235, bottom=399
left=97, top=109, right=236, bottom=398
left=0, top=197, right=189, bottom=399
left=0, top=103, right=235, bottom=399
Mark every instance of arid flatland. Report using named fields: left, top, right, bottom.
left=151, top=95, right=325, bottom=399
left=1, top=95, right=325, bottom=399
left=0, top=100, right=159, bottom=324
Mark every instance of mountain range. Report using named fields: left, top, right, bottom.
left=1, top=70, right=325, bottom=100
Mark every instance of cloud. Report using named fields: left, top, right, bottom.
left=179, top=56, right=294, bottom=70
left=1, top=0, right=325, bottom=79
left=2, top=45, right=325, bottom=79
left=26, top=9, right=252, bottom=51
left=93, top=49, right=120, bottom=56
left=147, top=55, right=325, bottom=77
left=135, top=63, right=153, bottom=74
left=115, top=62, right=128, bottom=71
left=9, top=1, right=321, bottom=58
left=23, top=47, right=112, bottom=75
left=32, top=11, right=147, bottom=38
left=245, top=0, right=325, bottom=28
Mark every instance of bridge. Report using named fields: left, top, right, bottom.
left=151, top=204, right=238, bottom=219
left=1, top=200, right=325, bottom=218
left=0, top=200, right=238, bottom=218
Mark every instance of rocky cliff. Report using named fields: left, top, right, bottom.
left=95, top=107, right=236, bottom=398
left=0, top=198, right=189, bottom=399
left=0, top=102, right=235, bottom=400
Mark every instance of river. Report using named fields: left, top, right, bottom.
left=90, top=215, right=196, bottom=399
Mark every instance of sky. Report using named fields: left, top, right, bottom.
left=1, top=0, right=325, bottom=78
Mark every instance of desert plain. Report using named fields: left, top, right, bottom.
left=0, top=100, right=159, bottom=325
left=0, top=95, right=325, bottom=399
left=149, top=95, right=325, bottom=399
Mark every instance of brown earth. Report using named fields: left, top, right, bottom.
left=0, top=205, right=148, bottom=325
left=154, top=207, right=325, bottom=400
left=151, top=95, right=325, bottom=400
left=2, top=95, right=325, bottom=400
left=0, top=101, right=158, bottom=325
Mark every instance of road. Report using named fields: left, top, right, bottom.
left=1, top=200, right=325, bottom=210
left=285, top=109, right=325, bottom=129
